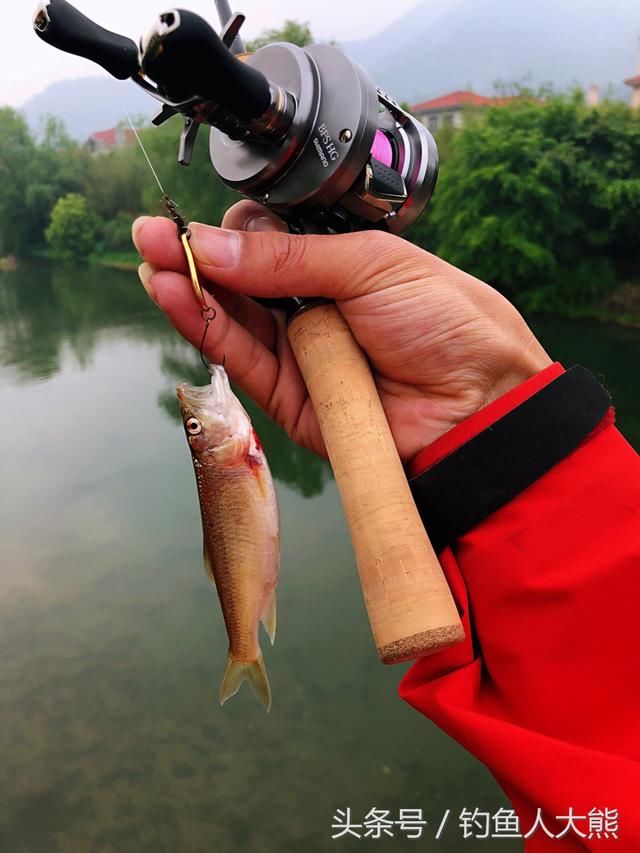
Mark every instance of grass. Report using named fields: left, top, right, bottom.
left=562, top=306, right=640, bottom=328
left=92, top=250, right=140, bottom=271
left=26, top=246, right=140, bottom=272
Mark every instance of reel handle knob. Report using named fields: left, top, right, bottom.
left=32, top=0, right=139, bottom=80
left=140, top=9, right=271, bottom=121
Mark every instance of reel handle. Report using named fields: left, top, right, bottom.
left=32, top=0, right=139, bottom=80
left=140, top=9, right=271, bottom=119
left=287, top=302, right=464, bottom=664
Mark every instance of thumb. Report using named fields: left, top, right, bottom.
left=188, top=222, right=424, bottom=301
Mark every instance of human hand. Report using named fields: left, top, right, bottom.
left=132, top=202, right=551, bottom=461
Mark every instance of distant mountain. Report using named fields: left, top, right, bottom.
left=342, top=0, right=639, bottom=104
left=22, top=76, right=156, bottom=140
left=21, top=0, right=640, bottom=138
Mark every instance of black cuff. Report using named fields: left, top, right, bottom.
left=409, top=366, right=612, bottom=553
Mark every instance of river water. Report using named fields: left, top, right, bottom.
left=0, top=260, right=637, bottom=852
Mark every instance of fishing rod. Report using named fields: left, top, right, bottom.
left=212, top=0, right=245, bottom=54
left=32, top=0, right=464, bottom=664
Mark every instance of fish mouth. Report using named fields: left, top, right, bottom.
left=177, top=367, right=231, bottom=410
left=176, top=382, right=213, bottom=407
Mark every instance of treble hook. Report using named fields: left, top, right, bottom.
left=163, top=193, right=225, bottom=371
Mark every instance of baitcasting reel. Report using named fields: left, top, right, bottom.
left=32, top=0, right=438, bottom=240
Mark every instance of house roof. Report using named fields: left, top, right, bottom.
left=625, top=74, right=640, bottom=88
left=410, top=90, right=513, bottom=113
left=89, top=127, right=136, bottom=146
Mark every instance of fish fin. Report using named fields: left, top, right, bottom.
left=219, top=652, right=272, bottom=713
left=211, top=435, right=250, bottom=466
left=203, top=545, right=215, bottom=585
left=261, top=592, right=277, bottom=646
left=248, top=454, right=268, bottom=498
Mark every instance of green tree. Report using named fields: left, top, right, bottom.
left=0, top=111, right=92, bottom=256
left=407, top=123, right=458, bottom=253
left=0, top=108, right=36, bottom=257
left=83, top=144, right=146, bottom=220
left=247, top=20, right=313, bottom=51
left=424, top=93, right=640, bottom=312
left=26, top=115, right=90, bottom=250
left=46, top=193, right=99, bottom=260
left=101, top=211, right=139, bottom=252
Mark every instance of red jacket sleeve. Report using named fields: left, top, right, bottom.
left=401, top=364, right=640, bottom=851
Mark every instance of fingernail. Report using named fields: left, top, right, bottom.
left=132, top=216, right=152, bottom=254
left=246, top=215, right=285, bottom=233
left=189, top=223, right=240, bottom=268
left=138, top=263, right=159, bottom=306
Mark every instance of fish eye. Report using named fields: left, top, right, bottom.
left=185, top=417, right=202, bottom=436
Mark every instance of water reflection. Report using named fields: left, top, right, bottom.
left=1, top=259, right=637, bottom=853
left=0, top=259, right=332, bottom=498
left=0, top=259, right=167, bottom=380
left=4, top=260, right=513, bottom=853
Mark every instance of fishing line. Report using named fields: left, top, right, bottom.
left=125, top=111, right=166, bottom=196
left=125, top=111, right=222, bottom=371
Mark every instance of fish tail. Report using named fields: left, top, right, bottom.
left=219, top=652, right=272, bottom=713
left=261, top=591, right=277, bottom=646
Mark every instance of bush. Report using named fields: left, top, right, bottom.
left=45, top=193, right=99, bottom=260
left=428, top=94, right=640, bottom=311
left=101, top=211, right=137, bottom=252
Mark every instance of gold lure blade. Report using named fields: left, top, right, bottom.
left=180, top=230, right=207, bottom=310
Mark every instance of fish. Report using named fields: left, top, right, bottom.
left=177, top=365, right=280, bottom=712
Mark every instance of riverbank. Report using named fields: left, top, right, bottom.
left=22, top=248, right=140, bottom=272
left=94, top=251, right=139, bottom=271
left=9, top=252, right=640, bottom=329
left=545, top=283, right=640, bottom=330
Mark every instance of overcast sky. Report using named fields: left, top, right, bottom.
left=2, top=0, right=422, bottom=107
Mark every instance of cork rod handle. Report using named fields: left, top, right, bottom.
left=288, top=302, right=464, bottom=664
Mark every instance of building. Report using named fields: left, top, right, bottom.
left=624, top=39, right=640, bottom=109
left=86, top=126, right=136, bottom=154
left=586, top=84, right=601, bottom=108
left=410, top=90, right=514, bottom=133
